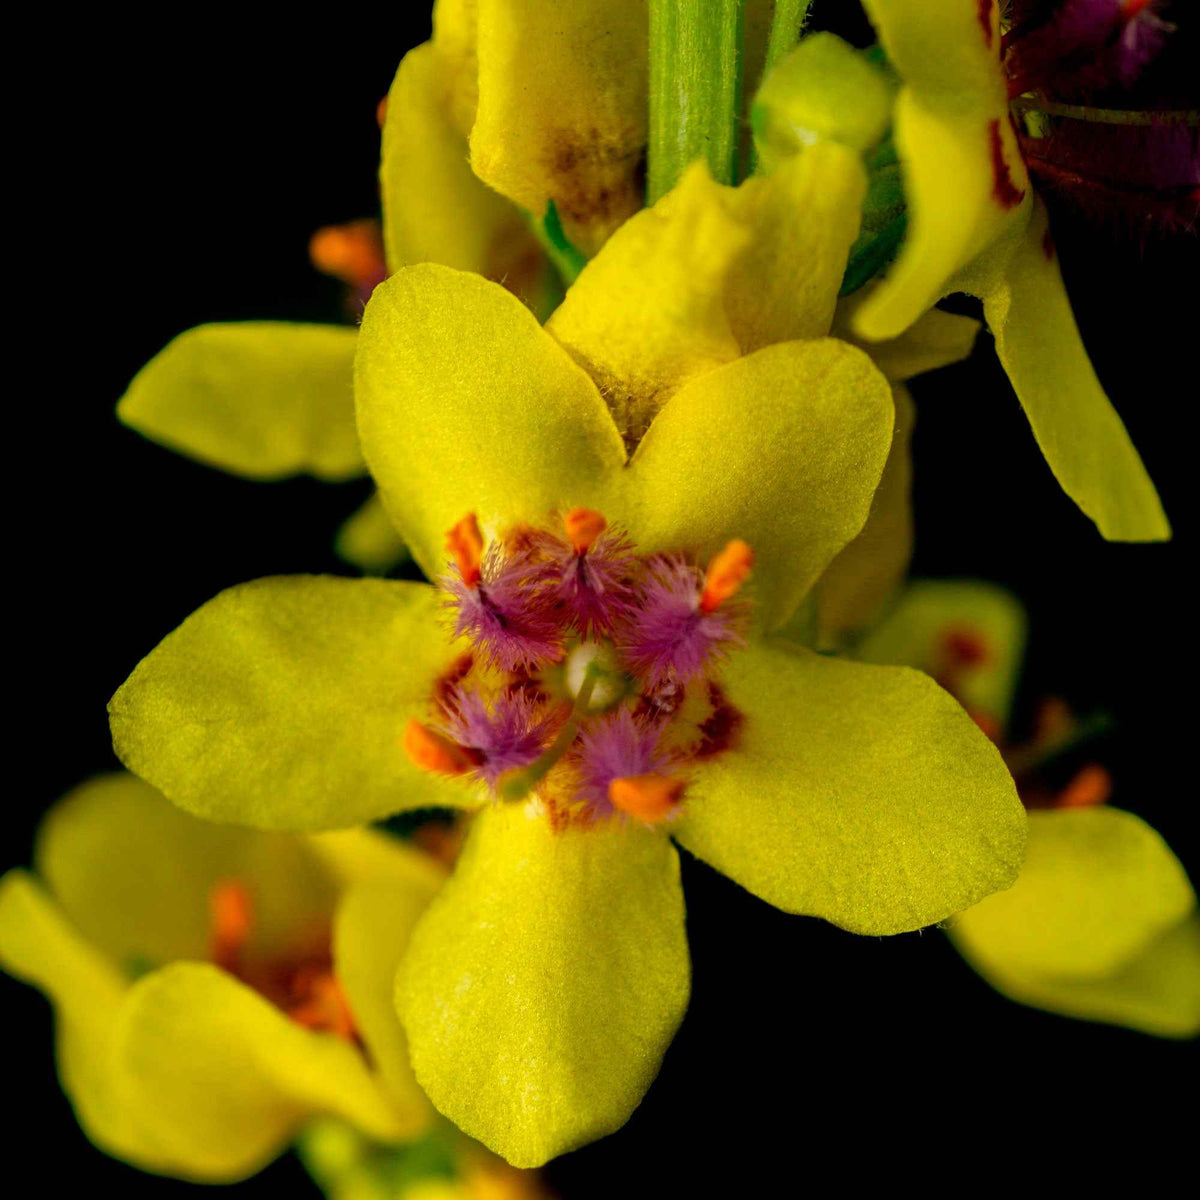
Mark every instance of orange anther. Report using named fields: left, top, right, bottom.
left=376, top=95, right=388, bottom=128
left=287, top=970, right=358, bottom=1040
left=403, top=720, right=480, bottom=776
left=209, top=880, right=253, bottom=975
left=700, top=539, right=754, bottom=613
left=1057, top=764, right=1112, bottom=809
left=564, top=508, right=607, bottom=555
left=308, top=220, right=386, bottom=291
left=609, top=773, right=686, bottom=823
left=1120, top=0, right=1152, bottom=17
left=446, top=513, right=484, bottom=587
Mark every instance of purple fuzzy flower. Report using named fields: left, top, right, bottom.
left=442, top=687, right=556, bottom=789
left=443, top=541, right=563, bottom=671
left=619, top=555, right=744, bottom=690
left=547, top=526, right=638, bottom=636
left=573, top=708, right=674, bottom=816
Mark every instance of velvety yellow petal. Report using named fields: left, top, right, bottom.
left=960, top=914, right=1200, bottom=1039
left=356, top=264, right=626, bottom=580
left=309, top=827, right=449, bottom=896
left=381, top=42, right=547, bottom=308
left=117, top=323, right=364, bottom=481
left=115, top=963, right=403, bottom=1181
left=833, top=289, right=980, bottom=381
left=970, top=206, right=1169, bottom=542
left=619, top=338, right=894, bottom=632
left=855, top=0, right=1029, bottom=339
left=673, top=639, right=1025, bottom=935
left=854, top=579, right=1027, bottom=732
left=815, top=384, right=914, bottom=648
left=470, top=0, right=648, bottom=256
left=0, top=871, right=176, bottom=1170
left=397, top=803, right=689, bottom=1168
left=334, top=883, right=439, bottom=1133
left=950, top=808, right=1195, bottom=979
left=335, top=492, right=410, bottom=575
left=109, top=577, right=475, bottom=831
left=546, top=164, right=746, bottom=446
left=34, top=772, right=340, bottom=968
left=431, top=0, right=480, bottom=137
left=723, top=141, right=867, bottom=353
left=949, top=809, right=1200, bottom=1037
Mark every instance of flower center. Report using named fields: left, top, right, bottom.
left=404, top=509, right=752, bottom=825
left=208, top=880, right=358, bottom=1041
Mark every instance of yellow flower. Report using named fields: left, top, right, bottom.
left=849, top=1, right=1169, bottom=543
left=0, top=773, right=447, bottom=1180
left=858, top=580, right=1200, bottom=1038
left=109, top=160, right=1025, bottom=1166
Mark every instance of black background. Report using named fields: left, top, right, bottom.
left=8, top=7, right=1196, bottom=1192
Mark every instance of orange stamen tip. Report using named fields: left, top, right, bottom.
left=209, top=880, right=253, bottom=973
left=446, top=513, right=484, bottom=587
left=375, top=96, right=388, bottom=128
left=1058, top=763, right=1112, bottom=809
left=564, top=507, right=607, bottom=555
left=308, top=220, right=385, bottom=290
left=403, top=719, right=479, bottom=776
left=700, top=539, right=754, bottom=613
left=609, top=773, right=686, bottom=823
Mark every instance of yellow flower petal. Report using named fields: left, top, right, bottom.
left=0, top=871, right=173, bottom=1170
left=621, top=338, right=894, bottom=632
left=854, top=578, right=1027, bottom=731
left=950, top=808, right=1195, bottom=978
left=949, top=809, right=1200, bottom=1037
left=546, top=163, right=746, bottom=446
left=470, top=0, right=648, bottom=256
left=335, top=492, right=410, bottom=575
left=968, top=205, right=1170, bottom=542
left=815, top=384, right=915, bottom=648
left=547, top=149, right=865, bottom=444
left=117, top=323, right=364, bottom=481
left=381, top=41, right=547, bottom=307
left=115, top=963, right=404, bottom=1180
left=833, top=289, right=980, bottom=381
left=34, top=773, right=340, bottom=968
left=854, top=0, right=1029, bottom=339
left=723, top=141, right=867, bottom=353
left=109, top=577, right=474, bottom=830
left=334, top=883, right=440, bottom=1137
left=356, top=264, right=626, bottom=581
left=673, top=639, right=1025, bottom=934
left=397, top=803, right=689, bottom=1168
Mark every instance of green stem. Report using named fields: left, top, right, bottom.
left=763, top=0, right=811, bottom=78
left=499, top=667, right=600, bottom=801
left=648, top=0, right=746, bottom=202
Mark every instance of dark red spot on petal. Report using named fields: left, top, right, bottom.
left=433, top=652, right=475, bottom=716
left=977, top=0, right=994, bottom=48
left=990, top=118, right=1027, bottom=209
left=693, top=682, right=744, bottom=761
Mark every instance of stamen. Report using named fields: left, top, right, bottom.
left=446, top=513, right=484, bottom=587
left=209, top=880, right=253, bottom=975
left=403, top=719, right=482, bottom=776
left=308, top=220, right=386, bottom=292
left=1057, top=763, right=1112, bottom=809
left=700, top=540, right=754, bottom=613
left=609, top=773, right=686, bottom=823
left=564, top=507, right=608, bottom=555
left=286, top=969, right=358, bottom=1039
left=499, top=664, right=601, bottom=801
